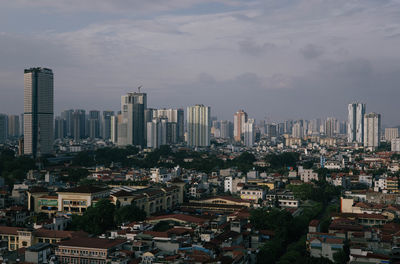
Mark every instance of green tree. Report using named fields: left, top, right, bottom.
left=115, top=204, right=146, bottom=225
left=333, top=249, right=348, bottom=264
left=70, top=199, right=115, bottom=235
left=153, top=221, right=173, bottom=232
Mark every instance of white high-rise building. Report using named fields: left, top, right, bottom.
left=292, top=122, right=303, bottom=138
left=153, top=108, right=184, bottom=143
left=348, top=102, right=365, bottom=143
left=146, top=117, right=168, bottom=149
left=187, top=105, right=211, bottom=147
left=364, top=112, right=381, bottom=149
left=392, top=138, right=400, bottom=152
left=244, top=118, right=255, bottom=147
left=110, top=115, right=119, bottom=144
left=385, top=128, right=399, bottom=142
left=24, top=67, right=54, bottom=157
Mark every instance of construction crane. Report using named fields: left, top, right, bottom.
left=138, top=85, right=142, bottom=93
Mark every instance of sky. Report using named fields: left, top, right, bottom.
left=1, top=0, right=400, bottom=126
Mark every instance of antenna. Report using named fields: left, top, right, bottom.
left=138, top=85, right=142, bottom=93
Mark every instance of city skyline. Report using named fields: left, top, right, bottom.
left=1, top=1, right=400, bottom=125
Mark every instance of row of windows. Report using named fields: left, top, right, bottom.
left=63, top=200, right=87, bottom=206
left=241, top=191, right=262, bottom=195
left=60, top=248, right=106, bottom=256
left=61, top=257, right=106, bottom=264
left=38, top=238, right=57, bottom=244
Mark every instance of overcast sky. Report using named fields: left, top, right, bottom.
left=1, top=0, right=400, bottom=126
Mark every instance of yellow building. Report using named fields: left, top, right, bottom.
left=110, top=186, right=181, bottom=216
left=0, top=226, right=86, bottom=251
left=387, top=178, right=399, bottom=193
left=57, top=186, right=110, bottom=215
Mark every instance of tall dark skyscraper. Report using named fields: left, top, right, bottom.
left=0, top=114, right=8, bottom=144
left=72, top=109, right=86, bottom=141
left=61, top=109, right=74, bottom=138
left=23, top=67, right=54, bottom=157
left=88, top=110, right=100, bottom=139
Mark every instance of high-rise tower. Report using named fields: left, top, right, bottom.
left=24, top=67, right=54, bottom=157
left=187, top=104, right=211, bottom=147
left=364, top=112, right=381, bottom=149
left=118, top=92, right=147, bottom=147
left=234, top=110, right=248, bottom=142
left=347, top=102, right=365, bottom=143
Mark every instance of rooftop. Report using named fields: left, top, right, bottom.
left=58, top=237, right=126, bottom=249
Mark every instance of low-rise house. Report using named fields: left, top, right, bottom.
left=307, top=233, right=344, bottom=261
left=300, top=169, right=318, bottom=183
left=24, top=243, right=52, bottom=264
left=240, top=186, right=265, bottom=202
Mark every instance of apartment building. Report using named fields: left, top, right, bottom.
left=55, top=237, right=126, bottom=264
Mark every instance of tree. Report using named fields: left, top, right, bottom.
left=333, top=249, right=348, bottom=264
left=70, top=199, right=115, bottom=235
left=153, top=221, right=173, bottom=232
left=115, top=204, right=146, bottom=225
left=72, top=151, right=95, bottom=166
left=67, top=168, right=89, bottom=182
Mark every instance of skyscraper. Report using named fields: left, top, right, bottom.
left=364, top=112, right=381, bottom=149
left=118, top=92, right=147, bottom=147
left=72, top=109, right=86, bottom=141
left=187, top=104, right=211, bottom=147
left=385, top=128, right=399, bottom=142
left=0, top=114, right=8, bottom=144
left=220, top=120, right=232, bottom=139
left=292, top=122, right=303, bottom=138
left=325, top=117, right=337, bottom=138
left=152, top=108, right=184, bottom=142
left=348, top=102, right=365, bottom=143
left=88, top=110, right=100, bottom=139
left=110, top=114, right=119, bottom=144
left=101, top=111, right=114, bottom=140
left=244, top=118, right=255, bottom=147
left=24, top=67, right=54, bottom=157
left=234, top=110, right=248, bottom=142
left=8, top=115, right=20, bottom=138
left=146, top=117, right=168, bottom=148
left=61, top=109, right=74, bottom=138
left=54, top=117, right=66, bottom=139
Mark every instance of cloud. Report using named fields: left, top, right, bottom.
left=1, top=0, right=400, bottom=126
left=3, top=0, right=246, bottom=14
left=238, top=39, right=276, bottom=56
left=300, top=44, right=324, bottom=60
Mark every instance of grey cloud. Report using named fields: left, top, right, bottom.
left=5, top=0, right=244, bottom=14
left=300, top=44, right=324, bottom=60
left=238, top=39, right=276, bottom=56
left=1, top=0, right=400, bottom=127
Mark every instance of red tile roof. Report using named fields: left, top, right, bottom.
left=147, top=214, right=208, bottom=224
left=58, top=237, right=126, bottom=249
